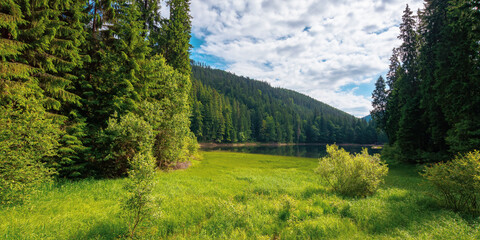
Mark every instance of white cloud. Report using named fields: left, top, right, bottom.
left=190, top=0, right=424, bottom=117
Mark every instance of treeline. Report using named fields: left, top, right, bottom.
left=191, top=64, right=383, bottom=144
left=371, top=1, right=480, bottom=163
left=1, top=0, right=195, bottom=203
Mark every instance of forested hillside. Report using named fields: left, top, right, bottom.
left=371, top=1, right=480, bottom=163
left=190, top=64, right=380, bottom=144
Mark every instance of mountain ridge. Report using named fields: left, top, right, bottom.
left=190, top=64, right=378, bottom=144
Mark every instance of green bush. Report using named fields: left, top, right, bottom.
left=100, top=112, right=159, bottom=237
left=101, top=113, right=155, bottom=177
left=0, top=82, right=62, bottom=204
left=316, top=144, right=388, bottom=197
left=423, top=150, right=480, bottom=214
left=122, top=152, right=158, bottom=238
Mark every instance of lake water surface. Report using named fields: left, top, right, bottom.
left=201, top=144, right=381, bottom=159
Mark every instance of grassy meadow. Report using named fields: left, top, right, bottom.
left=1, top=151, right=479, bottom=239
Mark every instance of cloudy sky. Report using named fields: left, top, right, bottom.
left=189, top=0, right=424, bottom=117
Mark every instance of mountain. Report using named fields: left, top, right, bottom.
left=190, top=63, right=378, bottom=144
left=362, top=115, right=372, bottom=122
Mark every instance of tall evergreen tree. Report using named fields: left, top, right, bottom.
left=384, top=48, right=402, bottom=143
left=395, top=5, right=427, bottom=162
left=417, top=0, right=450, bottom=158
left=439, top=0, right=480, bottom=153
left=371, top=76, right=387, bottom=131
left=158, top=0, right=192, bottom=75
left=1, top=0, right=89, bottom=177
left=136, top=0, right=162, bottom=37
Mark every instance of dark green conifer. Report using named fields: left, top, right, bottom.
left=371, top=76, right=387, bottom=131
left=158, top=0, right=192, bottom=75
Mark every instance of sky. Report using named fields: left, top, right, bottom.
left=189, top=0, right=424, bottom=117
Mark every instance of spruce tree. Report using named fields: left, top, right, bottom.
left=384, top=48, right=402, bottom=144
left=395, top=5, right=427, bottom=162
left=1, top=0, right=89, bottom=178
left=371, top=76, right=387, bottom=131
left=417, top=0, right=450, bottom=158
left=439, top=0, right=480, bottom=153
left=0, top=0, right=87, bottom=194
left=158, top=0, right=192, bottom=75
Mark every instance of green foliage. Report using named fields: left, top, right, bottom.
left=101, top=112, right=154, bottom=177
left=371, top=76, right=387, bottom=130
left=157, top=0, right=192, bottom=75
left=316, top=145, right=388, bottom=197
left=122, top=152, right=158, bottom=238
left=1, top=0, right=196, bottom=212
left=54, top=113, right=89, bottom=178
left=137, top=56, right=194, bottom=168
left=0, top=81, right=62, bottom=204
left=1, top=0, right=88, bottom=179
left=380, top=1, right=480, bottom=163
left=69, top=0, right=196, bottom=175
left=423, top=150, right=480, bottom=214
left=101, top=112, right=159, bottom=237
left=191, top=64, right=379, bottom=144
left=0, top=0, right=84, bottom=109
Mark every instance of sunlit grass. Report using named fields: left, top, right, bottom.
left=1, top=151, right=479, bottom=239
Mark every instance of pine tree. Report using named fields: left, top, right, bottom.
left=440, top=0, right=480, bottom=153
left=394, top=5, right=427, bottom=162
left=136, top=0, right=162, bottom=36
left=158, top=0, right=192, bottom=75
left=417, top=0, right=450, bottom=158
left=371, top=76, right=387, bottom=131
left=0, top=0, right=87, bottom=196
left=383, top=49, right=400, bottom=144
left=1, top=0, right=89, bottom=178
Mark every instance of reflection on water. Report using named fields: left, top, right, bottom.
left=201, top=144, right=381, bottom=159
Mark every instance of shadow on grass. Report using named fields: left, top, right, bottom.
left=71, top=220, right=126, bottom=240
left=342, top=164, right=445, bottom=235
left=301, top=186, right=328, bottom=199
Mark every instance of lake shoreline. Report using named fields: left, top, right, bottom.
left=200, top=142, right=383, bottom=148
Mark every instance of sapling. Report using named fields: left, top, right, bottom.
left=122, top=152, right=158, bottom=238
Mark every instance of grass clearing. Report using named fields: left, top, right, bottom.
left=1, top=151, right=479, bottom=239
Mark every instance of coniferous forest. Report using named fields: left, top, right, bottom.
left=190, top=64, right=382, bottom=144
left=1, top=0, right=196, bottom=199
left=371, top=1, right=480, bottom=163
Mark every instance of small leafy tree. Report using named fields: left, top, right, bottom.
left=104, top=112, right=159, bottom=237
left=316, top=144, right=388, bottom=197
left=423, top=150, right=480, bottom=214
left=122, top=152, right=158, bottom=238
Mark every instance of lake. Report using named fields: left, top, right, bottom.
left=201, top=144, right=382, bottom=159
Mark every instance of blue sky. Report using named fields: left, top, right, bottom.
left=189, top=0, right=423, bottom=117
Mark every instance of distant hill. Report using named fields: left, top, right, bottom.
left=362, top=115, right=372, bottom=122
left=190, top=64, right=378, bottom=144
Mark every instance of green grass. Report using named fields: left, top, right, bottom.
left=1, top=151, right=479, bottom=239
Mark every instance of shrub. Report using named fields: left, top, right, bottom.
left=0, top=82, right=62, bottom=205
left=101, top=113, right=154, bottom=177
left=316, top=144, right=388, bottom=197
left=141, top=100, right=196, bottom=169
left=101, top=112, right=159, bottom=237
left=122, top=152, right=158, bottom=238
left=423, top=150, right=480, bottom=214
